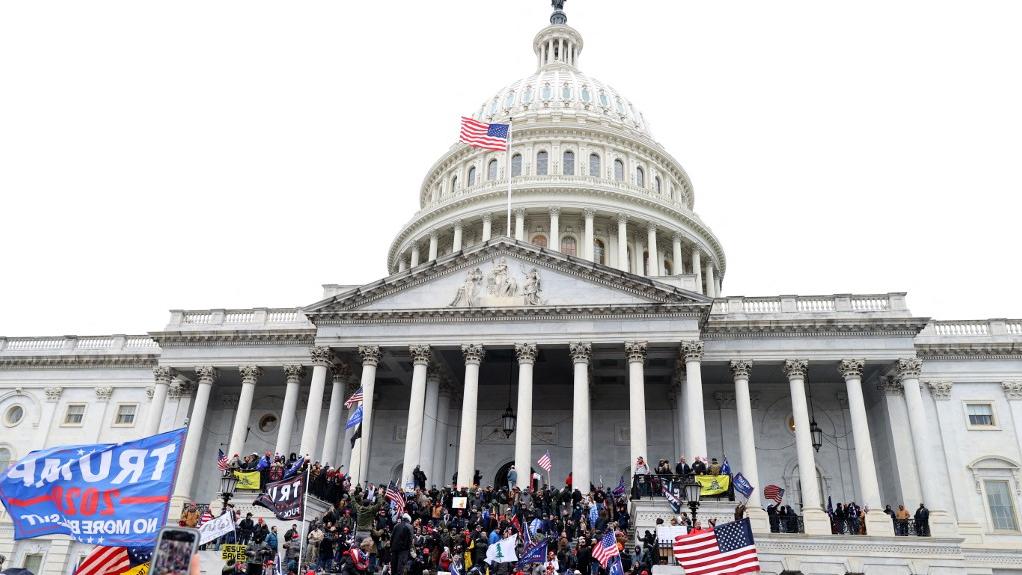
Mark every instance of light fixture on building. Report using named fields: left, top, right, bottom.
left=682, top=478, right=702, bottom=523
left=807, top=372, right=823, bottom=452
left=502, top=354, right=517, bottom=438
left=218, top=467, right=239, bottom=514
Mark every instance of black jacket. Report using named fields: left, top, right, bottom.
left=391, top=521, right=413, bottom=554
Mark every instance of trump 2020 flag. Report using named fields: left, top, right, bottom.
left=733, top=472, right=754, bottom=499
left=254, top=473, right=307, bottom=521
left=0, top=428, right=186, bottom=546
left=663, top=488, right=682, bottom=514
left=346, top=404, right=363, bottom=430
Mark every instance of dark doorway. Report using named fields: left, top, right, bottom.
left=494, top=461, right=538, bottom=490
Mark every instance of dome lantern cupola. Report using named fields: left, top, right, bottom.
left=534, top=1, right=582, bottom=70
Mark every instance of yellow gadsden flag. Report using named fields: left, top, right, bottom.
left=695, top=474, right=731, bottom=496
left=234, top=470, right=261, bottom=490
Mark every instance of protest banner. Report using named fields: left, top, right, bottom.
left=233, top=471, right=261, bottom=490
left=199, top=512, right=235, bottom=545
left=0, top=428, right=186, bottom=546
left=253, top=473, right=306, bottom=521
left=221, top=544, right=247, bottom=563
left=695, top=474, right=731, bottom=496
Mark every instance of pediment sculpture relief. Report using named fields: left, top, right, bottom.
left=449, top=257, right=544, bottom=307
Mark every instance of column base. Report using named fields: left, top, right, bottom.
left=928, top=509, right=959, bottom=538
left=864, top=509, right=894, bottom=536
left=801, top=508, right=832, bottom=536
left=746, top=507, right=770, bottom=534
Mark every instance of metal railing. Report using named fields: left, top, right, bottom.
left=769, top=514, right=805, bottom=534
left=631, top=473, right=735, bottom=502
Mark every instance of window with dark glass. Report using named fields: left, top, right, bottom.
left=593, top=239, right=606, bottom=265
left=589, top=153, right=601, bottom=177
left=614, top=159, right=624, bottom=181
left=468, top=166, right=476, bottom=186
left=563, top=151, right=575, bottom=175
left=561, top=236, right=577, bottom=256
left=536, top=151, right=548, bottom=175
left=488, top=159, right=498, bottom=180
left=636, top=166, right=645, bottom=187
left=511, top=154, right=522, bottom=177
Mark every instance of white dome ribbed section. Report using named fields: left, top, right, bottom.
left=387, top=5, right=726, bottom=298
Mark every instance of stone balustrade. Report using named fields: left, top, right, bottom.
left=919, top=319, right=1022, bottom=338
left=0, top=335, right=160, bottom=354
left=710, top=293, right=906, bottom=316
left=165, top=307, right=314, bottom=330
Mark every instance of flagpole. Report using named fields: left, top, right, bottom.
left=504, top=117, right=513, bottom=237
left=296, top=462, right=311, bottom=575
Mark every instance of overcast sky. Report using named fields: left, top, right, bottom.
left=2, top=1, right=1020, bottom=337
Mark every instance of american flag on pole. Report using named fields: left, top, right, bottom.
left=592, top=531, right=619, bottom=568
left=217, top=448, right=230, bottom=472
left=386, top=482, right=405, bottom=516
left=537, top=451, right=552, bottom=473
left=459, top=116, right=509, bottom=151
left=673, top=519, right=760, bottom=575
left=763, top=484, right=784, bottom=504
left=199, top=507, right=214, bottom=526
left=344, top=386, right=364, bottom=409
left=75, top=546, right=130, bottom=575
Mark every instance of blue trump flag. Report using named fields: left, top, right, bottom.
left=721, top=457, right=732, bottom=475
left=346, top=405, right=363, bottom=430
left=663, top=488, right=681, bottom=513
left=608, top=555, right=625, bottom=575
left=516, top=538, right=547, bottom=568
left=733, top=472, right=754, bottom=499
left=0, top=428, right=186, bottom=546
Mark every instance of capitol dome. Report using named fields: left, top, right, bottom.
left=388, top=5, right=726, bottom=297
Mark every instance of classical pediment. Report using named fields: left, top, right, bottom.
left=305, top=238, right=710, bottom=318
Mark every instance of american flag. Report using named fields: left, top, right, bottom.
left=76, top=546, right=130, bottom=575
left=386, top=482, right=405, bottom=516
left=344, top=386, right=364, bottom=409
left=763, top=484, right=784, bottom=504
left=537, top=451, right=552, bottom=473
left=459, top=116, right=509, bottom=151
left=673, top=518, right=760, bottom=575
left=199, top=508, right=214, bottom=526
left=591, top=531, right=619, bottom=568
left=217, top=448, right=230, bottom=472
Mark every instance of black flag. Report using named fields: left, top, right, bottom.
left=350, top=424, right=362, bottom=447
left=253, top=473, right=306, bottom=520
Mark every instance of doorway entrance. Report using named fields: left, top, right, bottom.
left=495, top=461, right=538, bottom=490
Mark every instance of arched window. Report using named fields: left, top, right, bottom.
left=532, top=234, right=548, bottom=248
left=504, top=90, right=515, bottom=110
left=511, top=154, right=522, bottom=177
left=468, top=166, right=477, bottom=186
left=581, top=85, right=592, bottom=103
left=599, top=90, right=610, bottom=107
left=523, top=86, right=534, bottom=105
left=541, top=83, right=552, bottom=101
left=0, top=447, right=11, bottom=474
left=536, top=151, right=548, bottom=175
left=589, top=153, right=601, bottom=177
left=489, top=99, right=499, bottom=115
left=593, top=239, right=606, bottom=265
left=451, top=175, right=458, bottom=193
left=663, top=260, right=672, bottom=275
left=636, top=166, right=645, bottom=187
left=614, top=159, right=625, bottom=181
left=561, top=236, right=577, bottom=256
left=487, top=159, right=498, bottom=181
left=563, top=151, right=575, bottom=175
left=562, top=84, right=572, bottom=101
left=655, top=176, right=662, bottom=194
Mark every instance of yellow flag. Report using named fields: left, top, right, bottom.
left=122, top=563, right=149, bottom=575
left=695, top=474, right=730, bottom=496
left=234, top=470, right=261, bottom=490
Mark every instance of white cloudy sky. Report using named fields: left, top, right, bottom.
left=2, top=1, right=1020, bottom=337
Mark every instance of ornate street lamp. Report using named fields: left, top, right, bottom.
left=218, top=468, right=239, bottom=515
left=810, top=418, right=824, bottom=453
left=682, top=478, right=701, bottom=524
left=501, top=404, right=517, bottom=438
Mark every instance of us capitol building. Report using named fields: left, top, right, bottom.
left=1, top=4, right=1021, bottom=575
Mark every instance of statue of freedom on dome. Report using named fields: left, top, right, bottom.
left=552, top=0, right=566, bottom=11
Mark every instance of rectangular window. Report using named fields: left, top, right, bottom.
left=114, top=404, right=137, bottom=426
left=23, top=554, right=44, bottom=574
left=985, top=480, right=1019, bottom=531
left=966, top=403, right=996, bottom=427
left=63, top=404, right=86, bottom=425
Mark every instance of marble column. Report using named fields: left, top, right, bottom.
left=625, top=341, right=648, bottom=467
left=730, top=360, right=769, bottom=531
left=428, top=231, right=439, bottom=261
left=419, top=370, right=441, bottom=482
left=432, top=383, right=453, bottom=485
left=173, top=366, right=215, bottom=499
left=402, top=345, right=432, bottom=487
left=692, top=250, right=703, bottom=294
left=838, top=359, right=893, bottom=535
left=681, top=341, right=707, bottom=459
left=482, top=214, right=492, bottom=242
left=616, top=215, right=629, bottom=272
left=928, top=380, right=982, bottom=541
left=583, top=208, right=595, bottom=261
left=672, top=234, right=683, bottom=275
left=398, top=259, right=408, bottom=272
left=898, top=358, right=956, bottom=536
left=228, top=366, right=262, bottom=457
left=514, top=208, right=526, bottom=241
left=452, top=221, right=463, bottom=252
left=1005, top=382, right=1022, bottom=465
left=673, top=370, right=686, bottom=459
left=456, top=344, right=485, bottom=487
left=646, top=225, right=660, bottom=277
left=350, top=345, right=381, bottom=485
left=782, top=360, right=830, bottom=535
left=570, top=342, right=592, bottom=493
left=410, top=244, right=420, bottom=267
left=275, top=364, right=304, bottom=456
left=321, top=364, right=350, bottom=466
left=549, top=208, right=560, bottom=252
left=299, top=347, right=332, bottom=459
left=705, top=263, right=716, bottom=297
left=514, top=343, right=538, bottom=489
left=145, top=367, right=173, bottom=436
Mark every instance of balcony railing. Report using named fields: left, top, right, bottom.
left=0, top=335, right=159, bottom=354
left=711, top=293, right=907, bottom=316
left=920, top=319, right=1022, bottom=337
left=165, top=308, right=314, bottom=330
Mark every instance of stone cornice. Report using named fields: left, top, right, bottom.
left=0, top=354, right=159, bottom=370
left=314, top=303, right=704, bottom=325
left=149, top=329, right=316, bottom=348
left=915, top=342, right=1022, bottom=360
left=702, top=318, right=929, bottom=339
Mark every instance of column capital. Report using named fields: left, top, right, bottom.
left=877, top=376, right=904, bottom=395
left=624, top=341, right=647, bottom=363
left=548, top=207, right=560, bottom=217
left=1003, top=381, right=1022, bottom=400
left=514, top=343, right=538, bottom=364
left=168, top=381, right=193, bottom=399
left=782, top=359, right=809, bottom=379
left=647, top=223, right=657, bottom=233
left=95, top=386, right=114, bottom=402
left=926, top=380, right=953, bottom=400
left=195, top=366, right=217, bottom=384
left=239, top=365, right=263, bottom=383
left=514, top=207, right=526, bottom=218
left=284, top=364, right=306, bottom=380
left=680, top=340, right=704, bottom=362
left=410, top=344, right=433, bottom=365
left=453, top=220, right=463, bottom=231
left=332, top=362, right=353, bottom=381
left=153, top=366, right=174, bottom=383
left=429, top=229, right=439, bottom=240
left=729, top=359, right=753, bottom=379
left=896, top=357, right=923, bottom=381
left=617, top=213, right=628, bottom=225
left=672, top=232, right=683, bottom=242
left=310, top=346, right=334, bottom=367
left=838, top=359, right=865, bottom=379
left=482, top=213, right=493, bottom=223
left=569, top=341, right=592, bottom=364
left=461, top=343, right=485, bottom=364
left=358, top=345, right=382, bottom=366
left=583, top=208, right=596, bottom=219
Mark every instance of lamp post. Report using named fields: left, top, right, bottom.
left=682, top=478, right=701, bottom=525
left=218, top=469, right=239, bottom=515
left=501, top=404, right=517, bottom=438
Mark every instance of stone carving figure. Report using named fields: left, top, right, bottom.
left=449, top=268, right=483, bottom=307
left=522, top=268, right=543, bottom=305
left=488, top=257, right=518, bottom=297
